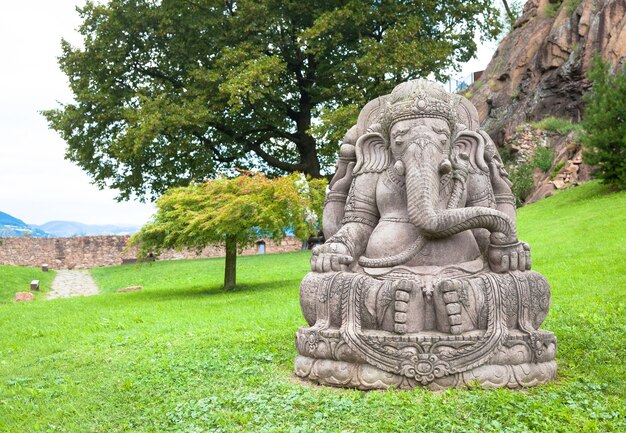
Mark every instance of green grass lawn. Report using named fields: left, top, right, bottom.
left=0, top=265, right=56, bottom=303
left=0, top=181, right=624, bottom=432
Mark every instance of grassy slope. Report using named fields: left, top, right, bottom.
left=0, top=181, right=624, bottom=432
left=516, top=182, right=626, bottom=397
left=0, top=265, right=56, bottom=303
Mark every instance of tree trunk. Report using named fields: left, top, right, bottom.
left=299, top=134, right=322, bottom=178
left=224, top=235, right=237, bottom=290
left=502, top=0, right=515, bottom=23
left=296, top=87, right=322, bottom=178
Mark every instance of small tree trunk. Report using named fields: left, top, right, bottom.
left=502, top=0, right=515, bottom=23
left=224, top=235, right=237, bottom=290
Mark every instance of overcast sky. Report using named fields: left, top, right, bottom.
left=0, top=0, right=498, bottom=226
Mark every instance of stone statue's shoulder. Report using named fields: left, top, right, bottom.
left=353, top=132, right=389, bottom=175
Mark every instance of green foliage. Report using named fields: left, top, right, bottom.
left=132, top=172, right=325, bottom=254
left=501, top=0, right=524, bottom=32
left=550, top=161, right=567, bottom=180
left=510, top=86, right=520, bottom=101
left=506, top=146, right=554, bottom=205
left=130, top=172, right=326, bottom=288
left=0, top=265, right=56, bottom=302
left=532, top=116, right=583, bottom=136
left=533, top=146, right=554, bottom=172
left=42, top=0, right=502, bottom=201
left=0, top=182, right=625, bottom=431
left=544, top=0, right=583, bottom=19
left=565, top=0, right=583, bottom=15
left=581, top=57, right=626, bottom=190
left=543, top=1, right=562, bottom=18
left=507, top=162, right=535, bottom=206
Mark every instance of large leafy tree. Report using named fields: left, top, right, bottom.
left=44, top=0, right=501, bottom=201
left=130, top=172, right=326, bottom=290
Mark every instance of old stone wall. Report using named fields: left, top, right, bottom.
left=0, top=235, right=304, bottom=269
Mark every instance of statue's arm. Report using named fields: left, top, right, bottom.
left=486, top=155, right=532, bottom=272
left=311, top=173, right=379, bottom=273
left=489, top=160, right=516, bottom=222
left=322, top=143, right=356, bottom=240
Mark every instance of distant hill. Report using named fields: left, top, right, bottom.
left=33, top=221, right=139, bottom=237
left=0, top=210, right=140, bottom=238
left=0, top=211, right=28, bottom=228
left=0, top=211, right=49, bottom=237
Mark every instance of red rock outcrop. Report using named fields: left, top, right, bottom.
left=470, top=0, right=626, bottom=145
left=503, top=124, right=592, bottom=203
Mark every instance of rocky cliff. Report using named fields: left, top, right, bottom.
left=469, top=0, right=626, bottom=145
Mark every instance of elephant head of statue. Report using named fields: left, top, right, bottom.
left=354, top=80, right=492, bottom=211
left=352, top=80, right=520, bottom=268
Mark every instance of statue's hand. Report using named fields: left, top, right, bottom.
left=488, top=241, right=531, bottom=273
left=310, top=243, right=353, bottom=273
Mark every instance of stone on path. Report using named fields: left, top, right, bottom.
left=116, top=285, right=143, bottom=293
left=47, top=269, right=100, bottom=300
left=15, top=292, right=35, bottom=302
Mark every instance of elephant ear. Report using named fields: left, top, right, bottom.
left=357, top=95, right=390, bottom=137
left=453, top=130, right=488, bottom=173
left=353, top=132, right=390, bottom=175
left=479, top=130, right=513, bottom=188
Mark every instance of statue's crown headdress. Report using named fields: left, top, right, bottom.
left=381, top=80, right=457, bottom=132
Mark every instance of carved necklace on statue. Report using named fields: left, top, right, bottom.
left=383, top=162, right=406, bottom=192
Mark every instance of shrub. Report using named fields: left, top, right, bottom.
left=507, top=162, right=535, bottom=206
left=565, top=0, right=583, bottom=15
left=534, top=146, right=554, bottom=172
left=510, top=87, right=520, bottom=101
left=502, top=0, right=524, bottom=33
left=550, top=161, right=567, bottom=180
left=543, top=1, right=562, bottom=18
left=506, top=145, right=555, bottom=205
left=532, top=116, right=583, bottom=136
left=581, top=57, right=626, bottom=190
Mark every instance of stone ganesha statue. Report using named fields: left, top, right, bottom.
left=295, top=80, right=556, bottom=390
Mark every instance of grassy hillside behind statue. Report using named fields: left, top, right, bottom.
left=0, top=181, right=624, bottom=432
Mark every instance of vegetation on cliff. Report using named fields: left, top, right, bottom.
left=469, top=0, right=625, bottom=146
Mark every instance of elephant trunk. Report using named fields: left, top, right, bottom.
left=405, top=144, right=517, bottom=244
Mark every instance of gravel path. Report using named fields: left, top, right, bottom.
left=48, top=269, right=100, bottom=300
